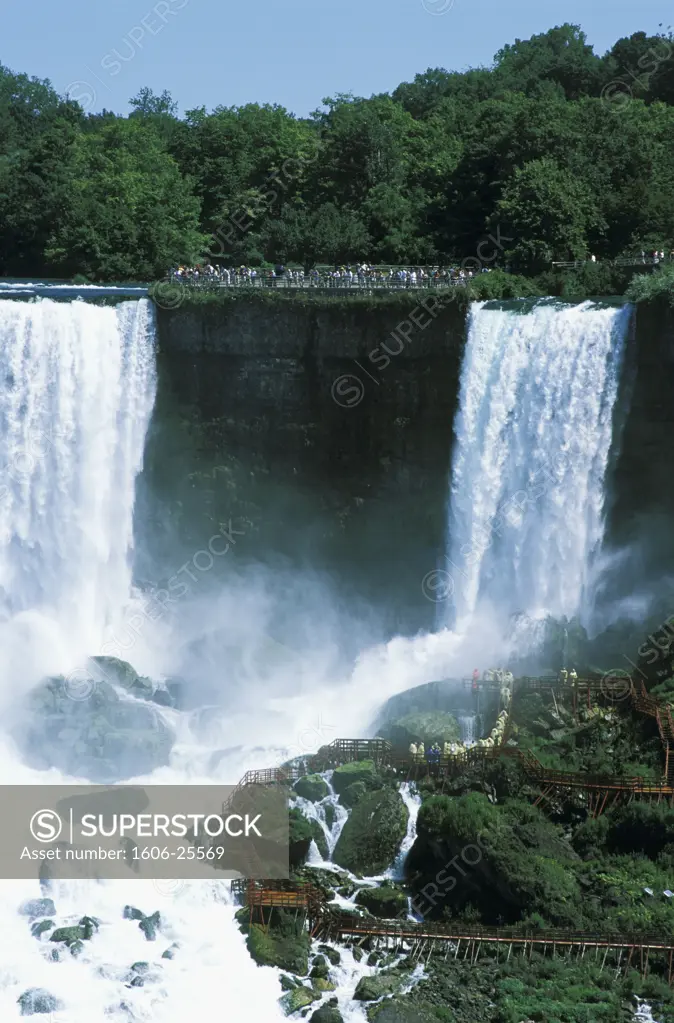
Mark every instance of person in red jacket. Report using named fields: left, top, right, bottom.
left=472, top=668, right=479, bottom=690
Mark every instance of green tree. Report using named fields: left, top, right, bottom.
left=493, top=157, right=604, bottom=270
left=44, top=118, right=205, bottom=280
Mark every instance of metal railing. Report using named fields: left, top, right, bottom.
left=164, top=273, right=475, bottom=291
left=552, top=255, right=674, bottom=269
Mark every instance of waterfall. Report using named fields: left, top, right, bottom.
left=0, top=298, right=156, bottom=671
left=458, top=713, right=476, bottom=744
left=445, top=299, right=631, bottom=629
left=0, top=297, right=288, bottom=1023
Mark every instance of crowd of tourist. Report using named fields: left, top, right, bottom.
left=167, top=263, right=494, bottom=288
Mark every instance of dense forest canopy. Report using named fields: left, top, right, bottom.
left=2, top=23, right=674, bottom=280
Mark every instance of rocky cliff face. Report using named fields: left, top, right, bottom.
left=139, top=296, right=674, bottom=633
left=141, top=296, right=468, bottom=633
left=603, top=299, right=674, bottom=595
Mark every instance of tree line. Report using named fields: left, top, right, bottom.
left=2, top=23, right=674, bottom=282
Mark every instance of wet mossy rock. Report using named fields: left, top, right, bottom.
left=20, top=669, right=175, bottom=782
left=50, top=924, right=87, bottom=946
left=355, top=884, right=409, bottom=918
left=294, top=774, right=329, bottom=802
left=379, top=711, right=461, bottom=748
left=354, top=969, right=410, bottom=1001
left=289, top=807, right=329, bottom=864
left=243, top=912, right=311, bottom=974
left=366, top=1000, right=439, bottom=1023
left=333, top=788, right=409, bottom=875
left=331, top=759, right=382, bottom=796
left=280, top=984, right=320, bottom=1014
left=317, top=944, right=341, bottom=966
left=310, top=1003, right=344, bottom=1023
left=339, top=780, right=366, bottom=809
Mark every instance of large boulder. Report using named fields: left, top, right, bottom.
left=378, top=711, right=461, bottom=748
left=18, top=671, right=175, bottom=781
left=355, top=883, right=408, bottom=918
left=294, top=774, right=329, bottom=802
left=88, top=656, right=154, bottom=699
left=289, top=808, right=328, bottom=865
left=310, top=1002, right=344, bottom=1023
left=18, top=988, right=63, bottom=1015
left=244, top=914, right=311, bottom=974
left=368, top=1000, right=439, bottom=1023
left=331, top=760, right=382, bottom=796
left=333, top=789, right=409, bottom=875
left=280, top=985, right=319, bottom=1014
left=353, top=970, right=410, bottom=1001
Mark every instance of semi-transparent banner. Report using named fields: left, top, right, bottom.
left=0, top=785, right=288, bottom=880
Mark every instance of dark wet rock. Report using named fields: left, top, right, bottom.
left=339, top=781, right=366, bottom=809
left=351, top=946, right=364, bottom=962
left=30, top=920, right=53, bottom=938
left=129, top=975, right=145, bottom=988
left=355, top=884, right=408, bottom=919
left=379, top=710, right=461, bottom=748
left=19, top=898, right=56, bottom=919
left=279, top=984, right=320, bottom=1014
left=294, top=774, right=329, bottom=802
left=324, top=803, right=336, bottom=829
left=331, top=760, right=382, bottom=796
left=50, top=924, right=86, bottom=945
left=139, top=911, right=161, bottom=941
left=161, top=943, right=179, bottom=960
left=18, top=988, right=63, bottom=1015
left=310, top=1003, right=344, bottom=1023
left=367, top=1000, right=439, bottom=1023
left=123, top=905, right=145, bottom=920
left=317, top=944, right=341, bottom=966
left=238, top=902, right=310, bottom=975
left=333, top=789, right=409, bottom=875
left=69, top=939, right=85, bottom=957
left=311, top=977, right=336, bottom=992
left=131, top=962, right=150, bottom=974
left=79, top=915, right=100, bottom=939
left=354, top=970, right=410, bottom=1001
left=309, top=954, right=329, bottom=979
left=280, top=974, right=298, bottom=991
left=289, top=807, right=329, bottom=865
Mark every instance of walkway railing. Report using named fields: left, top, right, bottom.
left=552, top=255, right=673, bottom=269
left=231, top=880, right=674, bottom=982
left=163, top=274, right=475, bottom=292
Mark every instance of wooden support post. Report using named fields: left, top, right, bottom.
left=668, top=949, right=673, bottom=987
left=454, top=939, right=460, bottom=959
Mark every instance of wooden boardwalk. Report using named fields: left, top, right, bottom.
left=233, top=674, right=674, bottom=814
left=232, top=880, right=674, bottom=982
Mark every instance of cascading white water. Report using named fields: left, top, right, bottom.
left=445, top=299, right=631, bottom=629
left=0, top=298, right=291, bottom=1023
left=458, top=714, right=476, bottom=744
left=0, top=298, right=156, bottom=680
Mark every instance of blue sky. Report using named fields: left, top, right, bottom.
left=2, top=0, right=670, bottom=117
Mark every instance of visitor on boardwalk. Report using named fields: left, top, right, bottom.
left=167, top=262, right=493, bottom=288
